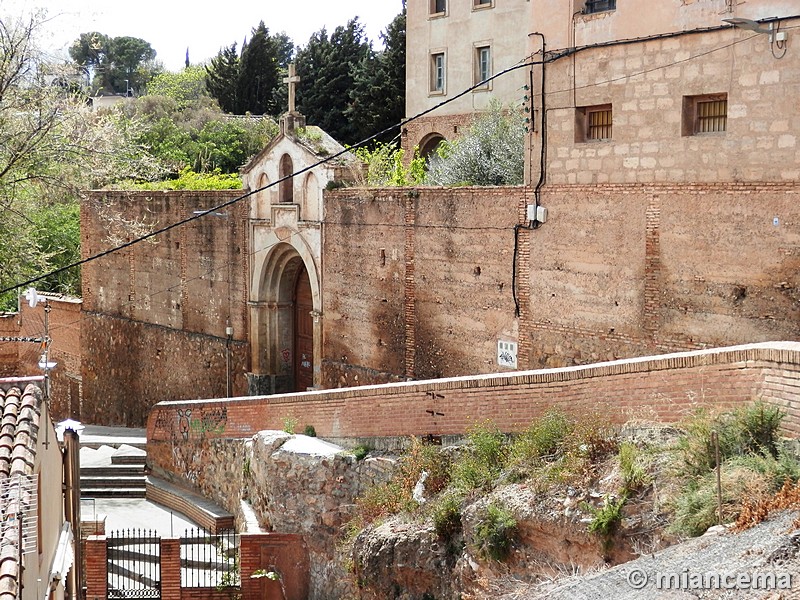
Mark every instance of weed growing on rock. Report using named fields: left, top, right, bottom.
left=352, top=444, right=371, bottom=461
left=431, top=490, right=465, bottom=538
left=472, top=502, right=518, bottom=562
left=453, top=421, right=508, bottom=492
left=510, top=409, right=572, bottom=463
left=281, top=415, right=297, bottom=434
left=618, top=441, right=652, bottom=495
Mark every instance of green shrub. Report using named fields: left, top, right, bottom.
left=472, top=502, right=517, bottom=562
left=353, top=142, right=425, bottom=187
left=352, top=444, right=371, bottom=461
left=510, top=410, right=572, bottom=464
left=453, top=421, right=508, bottom=492
left=304, top=425, right=317, bottom=437
left=431, top=490, right=464, bottom=538
left=734, top=401, right=784, bottom=457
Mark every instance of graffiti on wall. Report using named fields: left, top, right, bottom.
left=152, top=405, right=228, bottom=441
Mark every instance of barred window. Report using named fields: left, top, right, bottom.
left=682, top=93, right=727, bottom=136
left=585, top=0, right=616, bottom=14
left=576, top=104, right=612, bottom=142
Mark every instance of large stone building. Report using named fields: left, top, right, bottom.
left=403, top=0, right=532, bottom=156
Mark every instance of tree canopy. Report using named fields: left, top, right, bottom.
left=205, top=24, right=295, bottom=116
left=69, top=31, right=158, bottom=94
left=0, top=13, right=161, bottom=310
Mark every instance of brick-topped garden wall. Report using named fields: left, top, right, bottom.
left=147, top=342, right=800, bottom=476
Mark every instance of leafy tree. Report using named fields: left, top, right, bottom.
left=69, top=32, right=157, bottom=94
left=146, top=65, right=209, bottom=109
left=237, top=22, right=281, bottom=115
left=0, top=13, right=160, bottom=310
left=296, top=18, right=371, bottom=144
left=425, top=102, right=525, bottom=186
left=68, top=31, right=108, bottom=88
left=347, top=9, right=406, bottom=143
left=206, top=43, right=240, bottom=113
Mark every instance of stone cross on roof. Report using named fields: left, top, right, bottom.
left=283, top=63, right=300, bottom=114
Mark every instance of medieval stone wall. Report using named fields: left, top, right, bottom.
left=322, top=187, right=527, bottom=387
left=80, top=191, right=250, bottom=425
left=523, top=183, right=800, bottom=369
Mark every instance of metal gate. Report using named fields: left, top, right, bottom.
left=107, top=529, right=161, bottom=599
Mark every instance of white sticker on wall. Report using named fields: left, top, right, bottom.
left=497, top=340, right=518, bottom=369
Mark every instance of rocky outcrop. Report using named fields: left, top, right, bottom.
left=244, top=432, right=394, bottom=599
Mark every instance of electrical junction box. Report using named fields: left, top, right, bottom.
left=526, top=204, right=548, bottom=223
left=497, top=340, right=518, bottom=369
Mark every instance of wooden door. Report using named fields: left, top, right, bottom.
left=293, top=268, right=314, bottom=391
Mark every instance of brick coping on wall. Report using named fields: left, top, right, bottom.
left=154, top=341, right=800, bottom=409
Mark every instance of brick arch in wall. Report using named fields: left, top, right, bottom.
left=419, top=132, right=446, bottom=160
left=248, top=239, right=321, bottom=394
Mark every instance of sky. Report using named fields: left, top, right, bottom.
left=3, top=0, right=405, bottom=71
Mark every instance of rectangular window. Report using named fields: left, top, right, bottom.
left=474, top=0, right=493, bottom=7
left=431, top=52, right=446, bottom=93
left=576, top=104, right=612, bottom=142
left=431, top=0, right=447, bottom=15
left=475, top=46, right=491, bottom=86
left=682, top=93, right=727, bottom=135
left=585, top=0, right=616, bottom=13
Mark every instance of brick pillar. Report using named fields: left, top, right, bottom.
left=160, top=537, right=181, bottom=600
left=240, top=533, right=309, bottom=600
left=643, top=194, right=661, bottom=337
left=403, top=193, right=417, bottom=379
left=516, top=190, right=533, bottom=369
left=84, top=535, right=107, bottom=600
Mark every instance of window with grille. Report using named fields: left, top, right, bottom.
left=682, top=93, right=727, bottom=136
left=585, top=0, right=616, bottom=14
left=431, top=53, right=446, bottom=93
left=576, top=104, right=612, bottom=142
left=475, top=46, right=491, bottom=87
left=431, top=0, right=446, bottom=14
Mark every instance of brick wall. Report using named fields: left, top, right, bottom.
left=84, top=533, right=305, bottom=600
left=80, top=191, right=250, bottom=425
left=0, top=315, right=19, bottom=377
left=0, top=297, right=82, bottom=420
left=146, top=343, right=800, bottom=470
left=322, top=187, right=527, bottom=385
left=525, top=183, right=800, bottom=369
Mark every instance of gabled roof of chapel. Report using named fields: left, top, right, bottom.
left=0, top=378, right=42, bottom=600
left=241, top=123, right=361, bottom=175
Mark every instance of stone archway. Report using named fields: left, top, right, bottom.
left=419, top=133, right=446, bottom=161
left=248, top=240, right=321, bottom=395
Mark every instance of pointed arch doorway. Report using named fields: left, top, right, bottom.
left=248, top=242, right=321, bottom=395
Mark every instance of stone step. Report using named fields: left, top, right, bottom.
left=82, top=476, right=146, bottom=489
left=81, top=487, right=147, bottom=498
left=81, top=465, right=145, bottom=478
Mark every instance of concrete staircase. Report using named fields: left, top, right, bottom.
left=80, top=444, right=148, bottom=498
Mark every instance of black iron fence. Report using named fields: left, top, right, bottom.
left=180, top=527, right=240, bottom=588
left=107, top=529, right=161, bottom=599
